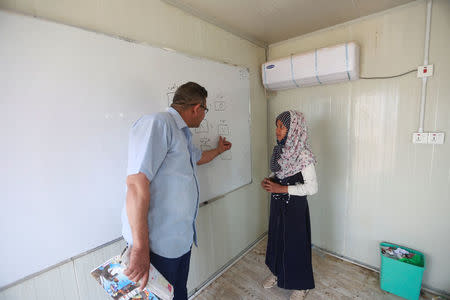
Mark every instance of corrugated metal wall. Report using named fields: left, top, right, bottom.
left=267, top=0, right=449, bottom=292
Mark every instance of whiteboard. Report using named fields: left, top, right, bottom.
left=0, top=11, right=251, bottom=288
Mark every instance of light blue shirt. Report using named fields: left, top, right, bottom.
left=121, top=107, right=202, bottom=258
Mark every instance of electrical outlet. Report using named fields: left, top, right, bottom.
left=428, top=132, right=445, bottom=144
left=417, top=65, right=434, bottom=78
left=412, top=132, right=428, bottom=144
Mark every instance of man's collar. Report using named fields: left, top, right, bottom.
left=167, top=107, right=188, bottom=130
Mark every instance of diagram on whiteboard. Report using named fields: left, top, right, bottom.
left=218, top=120, right=230, bottom=136
left=239, top=69, right=249, bottom=80
left=214, top=101, right=226, bottom=111
left=200, top=137, right=212, bottom=151
left=166, top=83, right=179, bottom=106
left=221, top=150, right=232, bottom=160
left=165, top=86, right=235, bottom=163
left=195, top=120, right=209, bottom=134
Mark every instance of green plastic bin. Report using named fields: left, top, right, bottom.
left=380, top=242, right=425, bottom=300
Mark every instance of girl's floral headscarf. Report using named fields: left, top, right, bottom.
left=270, top=110, right=316, bottom=179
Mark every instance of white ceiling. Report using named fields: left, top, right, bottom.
left=162, top=0, right=416, bottom=47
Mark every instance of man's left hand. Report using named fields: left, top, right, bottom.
left=217, top=136, right=232, bottom=154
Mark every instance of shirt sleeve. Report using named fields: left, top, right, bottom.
left=287, top=164, right=318, bottom=197
left=192, top=145, right=202, bottom=163
left=126, top=116, right=169, bottom=181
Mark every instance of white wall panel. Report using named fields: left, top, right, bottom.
left=268, top=0, right=450, bottom=293
left=0, top=262, right=80, bottom=300
left=73, top=240, right=126, bottom=300
left=0, top=0, right=267, bottom=298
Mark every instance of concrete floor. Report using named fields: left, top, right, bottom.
left=194, top=237, right=442, bottom=300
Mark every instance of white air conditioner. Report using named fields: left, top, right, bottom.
left=262, top=42, right=360, bottom=90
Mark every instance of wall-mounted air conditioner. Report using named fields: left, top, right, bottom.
left=262, top=42, right=360, bottom=90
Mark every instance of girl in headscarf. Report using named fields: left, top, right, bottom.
left=261, top=110, right=318, bottom=300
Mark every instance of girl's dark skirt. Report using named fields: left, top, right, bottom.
left=265, top=172, right=315, bottom=290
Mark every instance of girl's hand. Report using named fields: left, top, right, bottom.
left=261, top=178, right=288, bottom=193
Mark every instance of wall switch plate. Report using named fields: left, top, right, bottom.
left=428, top=132, right=445, bottom=144
left=417, top=65, right=434, bottom=78
left=413, top=132, right=428, bottom=144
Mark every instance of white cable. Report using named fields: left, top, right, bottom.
left=418, top=0, right=432, bottom=133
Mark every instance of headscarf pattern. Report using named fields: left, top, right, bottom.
left=270, top=111, right=290, bottom=172
left=270, top=110, right=316, bottom=179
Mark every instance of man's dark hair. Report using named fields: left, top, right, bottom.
left=171, top=82, right=208, bottom=109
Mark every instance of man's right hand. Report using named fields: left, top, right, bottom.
left=124, top=246, right=150, bottom=290
left=125, top=172, right=151, bottom=290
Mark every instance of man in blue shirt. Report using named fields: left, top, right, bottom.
left=122, top=82, right=231, bottom=300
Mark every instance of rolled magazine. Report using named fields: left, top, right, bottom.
left=91, top=246, right=174, bottom=300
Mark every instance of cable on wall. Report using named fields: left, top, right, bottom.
left=360, top=69, right=416, bottom=80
